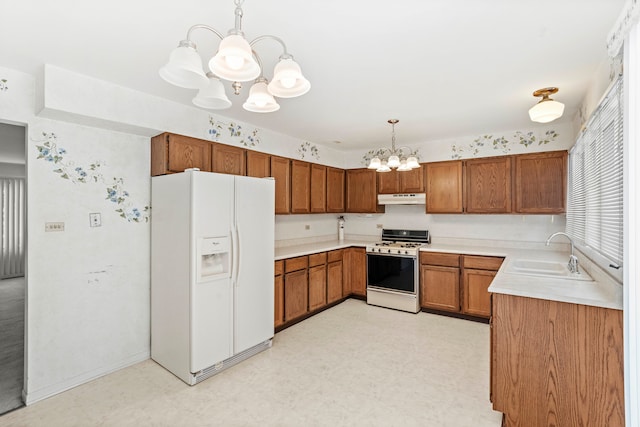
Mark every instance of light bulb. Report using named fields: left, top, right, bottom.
left=280, top=77, right=297, bottom=89
left=225, top=55, right=244, bottom=70
left=255, top=99, right=267, bottom=107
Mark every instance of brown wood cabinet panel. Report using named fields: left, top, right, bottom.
left=420, top=265, right=460, bottom=312
left=342, top=249, right=352, bottom=296
left=211, top=142, right=245, bottom=175
left=291, top=160, right=311, bottom=214
left=326, top=167, right=345, bottom=213
left=420, top=252, right=460, bottom=267
left=461, top=268, right=494, bottom=318
left=514, top=151, right=567, bottom=213
left=346, top=169, right=383, bottom=213
left=377, top=171, right=400, bottom=194
left=271, top=156, right=290, bottom=214
left=151, top=133, right=212, bottom=176
left=246, top=151, right=270, bottom=178
left=327, top=259, right=343, bottom=304
left=426, top=161, right=463, bottom=213
left=285, top=255, right=308, bottom=273
left=274, top=260, right=284, bottom=276
left=310, top=164, right=327, bottom=213
left=308, top=252, right=327, bottom=267
left=492, top=294, right=624, bottom=427
left=465, top=156, right=512, bottom=213
left=284, top=269, right=308, bottom=321
left=350, top=247, right=367, bottom=296
left=308, top=264, right=327, bottom=311
left=327, top=249, right=342, bottom=263
left=400, top=166, right=425, bottom=193
left=274, top=274, right=284, bottom=327
left=463, top=255, right=503, bottom=271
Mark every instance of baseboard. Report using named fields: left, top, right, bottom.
left=24, top=350, right=150, bottom=405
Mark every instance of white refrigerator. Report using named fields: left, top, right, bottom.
left=151, top=170, right=275, bottom=385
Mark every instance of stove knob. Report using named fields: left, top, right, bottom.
left=405, top=250, right=409, bottom=254
left=387, top=249, right=391, bottom=253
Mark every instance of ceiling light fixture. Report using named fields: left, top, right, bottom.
left=159, top=0, right=310, bottom=113
left=367, top=120, right=420, bottom=173
left=528, top=87, right=564, bottom=123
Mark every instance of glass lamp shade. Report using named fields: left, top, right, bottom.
left=159, top=44, right=209, bottom=89
left=209, top=34, right=261, bottom=82
left=376, top=161, right=391, bottom=173
left=406, top=156, right=420, bottom=169
left=192, top=75, right=232, bottom=110
left=267, top=58, right=311, bottom=98
left=387, top=155, right=401, bottom=168
left=397, top=160, right=411, bottom=171
left=368, top=157, right=381, bottom=169
left=529, top=99, right=565, bottom=123
left=243, top=80, right=280, bottom=113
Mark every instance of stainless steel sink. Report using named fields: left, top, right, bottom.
left=505, top=258, right=593, bottom=281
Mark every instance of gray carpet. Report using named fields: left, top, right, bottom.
left=0, top=277, right=25, bottom=415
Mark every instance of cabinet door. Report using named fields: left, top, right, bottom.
left=271, top=156, right=291, bottom=214
left=461, top=268, right=494, bottom=318
left=514, top=151, right=567, bottom=213
left=346, top=169, right=382, bottom=213
left=465, top=156, right=512, bottom=213
left=274, top=274, right=284, bottom=327
left=284, top=269, right=308, bottom=321
left=246, top=151, right=270, bottom=178
left=420, top=265, right=460, bottom=312
left=211, top=143, right=246, bottom=175
left=291, top=160, right=311, bottom=214
left=350, top=247, right=367, bottom=296
left=377, top=171, right=400, bottom=194
left=308, top=264, right=327, bottom=311
left=400, top=166, right=425, bottom=193
left=425, top=161, right=463, bottom=213
left=310, top=164, right=327, bottom=213
left=151, top=133, right=212, bottom=175
left=326, top=167, right=345, bottom=212
left=327, top=260, right=343, bottom=304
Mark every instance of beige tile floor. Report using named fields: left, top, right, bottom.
left=1, top=299, right=502, bottom=427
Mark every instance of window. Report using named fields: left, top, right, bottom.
left=1, top=177, right=25, bottom=278
left=566, top=77, right=624, bottom=278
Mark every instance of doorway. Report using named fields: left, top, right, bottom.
left=0, top=122, right=26, bottom=414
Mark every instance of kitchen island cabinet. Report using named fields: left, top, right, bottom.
left=491, top=293, right=624, bottom=427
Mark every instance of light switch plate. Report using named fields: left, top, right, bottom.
left=89, top=213, right=101, bottom=227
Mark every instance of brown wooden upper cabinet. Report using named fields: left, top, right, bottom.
left=246, top=151, right=271, bottom=178
left=271, top=156, right=291, bottom=214
left=465, top=156, right=512, bottom=213
left=291, top=160, right=311, bottom=214
left=377, top=167, right=425, bottom=194
left=326, top=167, right=345, bottom=213
left=425, top=161, right=463, bottom=213
left=211, top=142, right=246, bottom=175
left=514, top=151, right=567, bottom=213
left=310, top=164, right=327, bottom=213
left=151, top=132, right=212, bottom=176
left=346, top=168, right=384, bottom=213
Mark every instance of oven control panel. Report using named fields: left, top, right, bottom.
left=366, top=246, right=419, bottom=256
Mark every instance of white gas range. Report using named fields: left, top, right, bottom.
left=365, top=229, right=430, bottom=313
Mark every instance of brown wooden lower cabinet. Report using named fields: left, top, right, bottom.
left=491, top=293, right=624, bottom=427
left=284, top=256, right=309, bottom=321
left=348, top=247, right=367, bottom=297
left=308, top=264, right=327, bottom=311
left=327, top=250, right=343, bottom=304
left=420, top=264, right=460, bottom=311
left=274, top=273, right=284, bottom=327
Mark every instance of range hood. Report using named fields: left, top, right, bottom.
left=377, top=193, right=426, bottom=205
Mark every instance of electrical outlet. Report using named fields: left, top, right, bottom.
left=305, top=224, right=310, bottom=230
left=89, top=213, right=101, bottom=227
left=45, top=222, right=65, bottom=232
left=376, top=224, right=383, bottom=229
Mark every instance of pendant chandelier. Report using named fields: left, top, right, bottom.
left=528, top=87, right=564, bottom=123
left=159, top=0, right=310, bottom=113
left=367, top=120, right=420, bottom=172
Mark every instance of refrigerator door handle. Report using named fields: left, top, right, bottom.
left=231, top=226, right=240, bottom=286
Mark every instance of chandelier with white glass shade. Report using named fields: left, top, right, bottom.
left=159, top=0, right=310, bottom=113
left=528, top=87, right=564, bottom=123
left=367, top=120, right=420, bottom=172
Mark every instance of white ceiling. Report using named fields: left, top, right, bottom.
left=0, top=0, right=624, bottom=151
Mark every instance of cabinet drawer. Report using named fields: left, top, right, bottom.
left=327, top=249, right=342, bottom=263
left=309, top=252, right=327, bottom=267
left=420, top=252, right=460, bottom=267
left=274, top=260, right=284, bottom=276
left=463, top=255, right=504, bottom=271
left=285, top=256, right=308, bottom=273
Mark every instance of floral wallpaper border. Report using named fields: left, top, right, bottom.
left=208, top=117, right=261, bottom=148
left=450, top=130, right=558, bottom=159
left=0, top=78, right=8, bottom=92
left=298, top=142, right=320, bottom=160
left=34, top=132, right=150, bottom=223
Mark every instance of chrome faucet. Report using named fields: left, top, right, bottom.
left=545, top=232, right=579, bottom=274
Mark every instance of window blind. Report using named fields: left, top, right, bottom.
left=1, top=177, right=26, bottom=278
left=566, top=77, right=624, bottom=267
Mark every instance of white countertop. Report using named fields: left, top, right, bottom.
left=274, top=239, right=623, bottom=311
